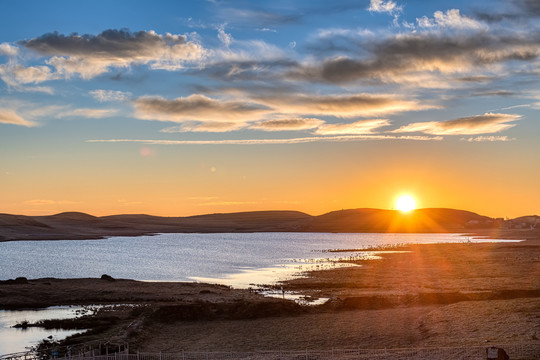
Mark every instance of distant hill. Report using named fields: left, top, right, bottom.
left=301, top=208, right=494, bottom=233
left=0, top=208, right=527, bottom=241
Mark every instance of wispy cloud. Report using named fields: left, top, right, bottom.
left=87, top=134, right=443, bottom=145
left=90, top=89, right=132, bottom=102
left=0, top=64, right=55, bottom=93
left=57, top=108, right=118, bottom=119
left=315, top=119, right=390, bottom=135
left=394, top=113, right=521, bottom=135
left=250, top=118, right=324, bottom=131
left=160, top=121, right=246, bottom=133
left=0, top=107, right=36, bottom=127
left=461, top=136, right=515, bottom=142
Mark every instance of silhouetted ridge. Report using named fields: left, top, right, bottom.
left=47, top=212, right=99, bottom=221
left=0, top=208, right=530, bottom=241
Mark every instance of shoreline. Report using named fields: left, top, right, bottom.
left=1, top=231, right=539, bottom=352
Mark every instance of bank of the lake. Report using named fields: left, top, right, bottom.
left=1, top=230, right=538, bottom=354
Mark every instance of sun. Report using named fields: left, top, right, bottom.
left=395, top=195, right=417, bottom=212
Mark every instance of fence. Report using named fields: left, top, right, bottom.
left=2, top=343, right=540, bottom=360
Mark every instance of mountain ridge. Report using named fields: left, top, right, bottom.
left=0, top=208, right=534, bottom=242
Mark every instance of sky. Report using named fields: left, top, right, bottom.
left=1, top=0, right=539, bottom=218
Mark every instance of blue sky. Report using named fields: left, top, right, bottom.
left=1, top=0, right=539, bottom=217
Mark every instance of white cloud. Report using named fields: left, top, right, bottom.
left=417, top=9, right=487, bottom=30
left=0, top=64, right=56, bottom=93
left=57, top=108, right=118, bottom=119
left=461, top=136, right=515, bottom=142
left=217, top=25, right=233, bottom=47
left=394, top=113, right=521, bottom=135
left=0, top=43, right=19, bottom=57
left=160, top=121, right=246, bottom=132
left=90, top=90, right=132, bottom=102
left=315, top=119, right=390, bottom=135
left=0, top=107, right=36, bottom=127
left=368, top=0, right=401, bottom=14
left=87, top=134, right=443, bottom=145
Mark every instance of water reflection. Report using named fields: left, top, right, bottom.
left=0, top=306, right=91, bottom=355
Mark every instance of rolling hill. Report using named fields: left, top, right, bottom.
left=0, top=207, right=515, bottom=241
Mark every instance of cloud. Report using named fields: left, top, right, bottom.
left=394, top=113, right=521, bottom=135
left=87, top=134, right=443, bottom=145
left=217, top=8, right=301, bottom=27
left=0, top=64, right=55, bottom=84
left=90, top=89, right=132, bottom=102
left=133, top=94, right=271, bottom=123
left=56, top=108, right=118, bottom=119
left=417, top=9, right=487, bottom=30
left=0, top=43, right=19, bottom=57
left=298, top=26, right=540, bottom=85
left=0, top=107, right=36, bottom=127
left=512, top=0, right=540, bottom=16
left=250, top=118, right=324, bottom=131
left=217, top=25, right=233, bottom=47
left=160, top=121, right=246, bottom=133
left=0, top=64, right=55, bottom=93
left=461, top=136, right=515, bottom=142
left=368, top=0, right=401, bottom=14
left=256, top=93, right=431, bottom=117
left=21, top=29, right=206, bottom=79
left=315, top=119, right=390, bottom=135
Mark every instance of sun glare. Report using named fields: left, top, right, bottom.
left=396, top=195, right=416, bottom=212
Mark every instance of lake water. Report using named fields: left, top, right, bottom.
left=0, top=306, right=91, bottom=355
left=0, top=232, right=518, bottom=355
left=0, top=232, right=514, bottom=287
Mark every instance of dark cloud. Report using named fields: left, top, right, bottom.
left=19, top=29, right=204, bottom=78
left=255, top=93, right=430, bottom=117
left=295, top=32, right=540, bottom=84
left=250, top=118, right=324, bottom=131
left=475, top=0, right=540, bottom=22
left=513, top=0, right=540, bottom=15
left=133, top=94, right=271, bottom=123
left=21, top=29, right=186, bottom=57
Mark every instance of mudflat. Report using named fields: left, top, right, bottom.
left=1, top=229, right=539, bottom=352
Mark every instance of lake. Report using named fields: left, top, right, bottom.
left=0, top=232, right=513, bottom=287
left=0, top=306, right=91, bottom=355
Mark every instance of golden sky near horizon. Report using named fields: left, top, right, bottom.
left=1, top=0, right=540, bottom=218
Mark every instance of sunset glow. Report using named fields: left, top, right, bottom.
left=395, top=195, right=417, bottom=213
left=0, top=1, right=539, bottom=218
